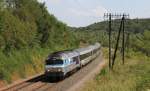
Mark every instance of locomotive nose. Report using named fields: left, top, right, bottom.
left=45, top=67, right=63, bottom=72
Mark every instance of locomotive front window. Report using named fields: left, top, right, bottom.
left=46, top=59, right=63, bottom=65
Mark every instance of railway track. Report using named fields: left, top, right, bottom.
left=0, top=53, right=105, bottom=91
left=0, top=74, right=58, bottom=91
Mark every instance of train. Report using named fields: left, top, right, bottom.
left=45, top=43, right=101, bottom=78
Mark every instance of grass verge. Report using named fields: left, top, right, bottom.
left=81, top=48, right=150, bottom=91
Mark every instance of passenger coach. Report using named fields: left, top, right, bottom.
left=45, top=43, right=101, bottom=78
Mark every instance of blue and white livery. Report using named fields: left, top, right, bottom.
left=45, top=43, right=101, bottom=78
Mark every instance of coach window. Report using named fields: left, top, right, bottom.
left=80, top=52, right=91, bottom=60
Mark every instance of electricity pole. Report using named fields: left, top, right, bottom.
left=104, top=13, right=129, bottom=69
left=112, top=16, right=124, bottom=68
left=108, top=13, right=112, bottom=68
left=122, top=15, right=125, bottom=65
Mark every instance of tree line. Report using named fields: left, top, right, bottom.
left=71, top=19, right=150, bottom=57
left=0, top=0, right=78, bottom=53
left=0, top=0, right=78, bottom=83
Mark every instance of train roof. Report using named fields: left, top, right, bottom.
left=93, top=43, right=101, bottom=49
left=47, top=43, right=101, bottom=60
left=48, top=50, right=79, bottom=59
left=64, top=51, right=79, bottom=58
left=75, top=43, right=101, bottom=54
left=75, top=46, right=93, bottom=55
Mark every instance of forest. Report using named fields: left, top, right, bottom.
left=0, top=0, right=78, bottom=83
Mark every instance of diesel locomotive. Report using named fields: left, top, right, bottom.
left=45, top=43, right=101, bottom=78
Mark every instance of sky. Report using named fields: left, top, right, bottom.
left=38, top=0, right=150, bottom=27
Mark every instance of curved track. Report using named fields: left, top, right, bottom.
left=1, top=74, right=59, bottom=91
left=0, top=53, right=104, bottom=91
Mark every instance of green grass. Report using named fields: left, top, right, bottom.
left=0, top=44, right=77, bottom=84
left=81, top=49, right=150, bottom=91
left=0, top=48, right=47, bottom=83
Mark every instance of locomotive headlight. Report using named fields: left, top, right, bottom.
left=58, top=68, right=62, bottom=72
left=47, top=69, right=50, bottom=72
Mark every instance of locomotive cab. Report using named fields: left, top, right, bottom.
left=44, top=43, right=101, bottom=80
left=45, top=53, right=67, bottom=78
left=45, top=50, right=80, bottom=78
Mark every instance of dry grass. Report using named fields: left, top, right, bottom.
left=80, top=48, right=150, bottom=91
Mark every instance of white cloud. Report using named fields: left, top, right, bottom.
left=92, top=6, right=107, bottom=17
left=68, top=5, right=107, bottom=18
left=37, top=0, right=108, bottom=27
left=69, top=8, right=91, bottom=17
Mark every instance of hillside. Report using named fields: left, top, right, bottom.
left=0, top=0, right=78, bottom=51
left=75, top=19, right=150, bottom=33
left=0, top=0, right=79, bottom=85
left=71, top=19, right=150, bottom=90
left=80, top=48, right=150, bottom=91
left=72, top=19, right=150, bottom=56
